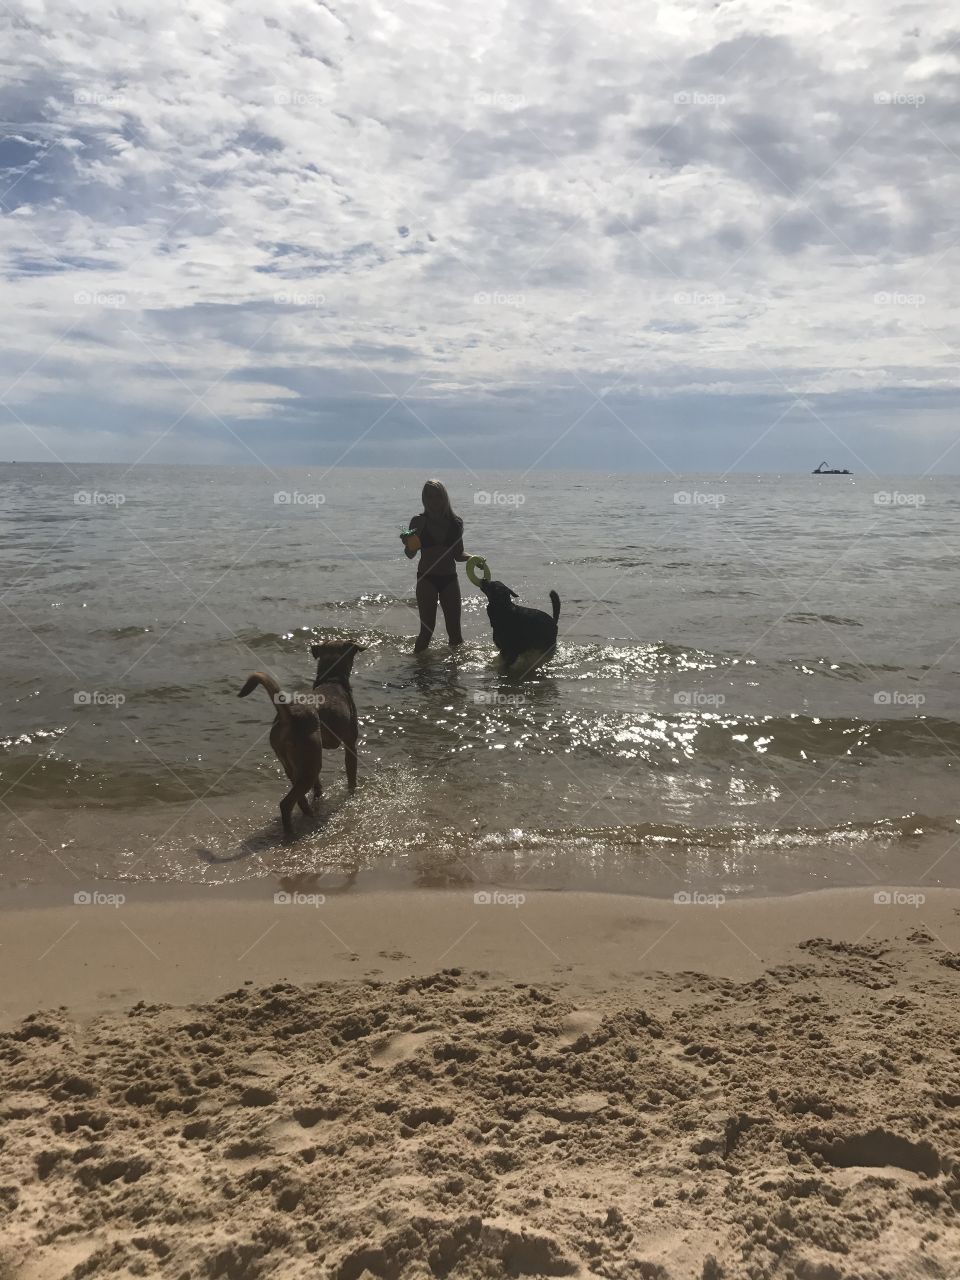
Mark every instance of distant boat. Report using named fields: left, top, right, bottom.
left=812, top=460, right=851, bottom=474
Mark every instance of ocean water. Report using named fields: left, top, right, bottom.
left=2, top=462, right=958, bottom=898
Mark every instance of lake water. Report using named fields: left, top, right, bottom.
left=2, top=463, right=958, bottom=899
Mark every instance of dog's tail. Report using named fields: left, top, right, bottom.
left=238, top=672, right=288, bottom=712
left=550, top=590, right=561, bottom=624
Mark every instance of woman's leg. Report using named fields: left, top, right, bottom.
left=414, top=576, right=439, bottom=652
left=438, top=577, right=463, bottom=646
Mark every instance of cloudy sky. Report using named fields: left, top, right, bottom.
left=1, top=0, right=957, bottom=473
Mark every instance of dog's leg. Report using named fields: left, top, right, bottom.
left=283, top=776, right=316, bottom=830
left=283, top=761, right=314, bottom=816
left=344, top=743, right=358, bottom=791
left=308, top=748, right=323, bottom=811
left=279, top=786, right=298, bottom=837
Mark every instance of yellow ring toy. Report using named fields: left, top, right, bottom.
left=465, top=555, right=491, bottom=586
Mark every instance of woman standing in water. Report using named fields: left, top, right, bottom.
left=401, top=479, right=468, bottom=652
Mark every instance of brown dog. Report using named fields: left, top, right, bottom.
left=237, top=641, right=363, bottom=837
left=237, top=672, right=323, bottom=837
left=310, top=640, right=364, bottom=791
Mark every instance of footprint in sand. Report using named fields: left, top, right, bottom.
left=371, top=1030, right=439, bottom=1065
left=557, top=1010, right=602, bottom=1047
left=238, top=1050, right=283, bottom=1081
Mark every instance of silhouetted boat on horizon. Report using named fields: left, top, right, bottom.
left=812, top=460, right=852, bottom=474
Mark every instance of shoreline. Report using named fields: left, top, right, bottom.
left=1, top=883, right=955, bottom=1028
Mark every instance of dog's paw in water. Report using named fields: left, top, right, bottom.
left=490, top=648, right=552, bottom=678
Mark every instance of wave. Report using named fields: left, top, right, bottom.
left=551, top=641, right=736, bottom=679
left=90, top=806, right=960, bottom=891
left=558, top=555, right=649, bottom=568
left=446, top=811, right=956, bottom=855
left=0, top=751, right=265, bottom=806
left=93, top=625, right=154, bottom=640
left=7, top=710, right=959, bottom=810
left=509, top=709, right=960, bottom=764
left=692, top=713, right=960, bottom=762
left=784, top=612, right=863, bottom=627
left=0, top=726, right=67, bottom=752
left=236, top=624, right=408, bottom=652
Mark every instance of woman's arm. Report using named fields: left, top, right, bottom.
left=451, top=519, right=468, bottom=561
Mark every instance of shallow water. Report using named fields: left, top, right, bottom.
left=2, top=463, right=958, bottom=896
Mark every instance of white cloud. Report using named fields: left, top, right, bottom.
left=1, top=0, right=958, bottom=469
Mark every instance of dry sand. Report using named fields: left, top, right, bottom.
left=1, top=887, right=959, bottom=1279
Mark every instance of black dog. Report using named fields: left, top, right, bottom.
left=478, top=579, right=561, bottom=671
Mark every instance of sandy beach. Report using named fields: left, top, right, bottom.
left=2, top=886, right=959, bottom=1278
left=6, top=0, right=960, bottom=1272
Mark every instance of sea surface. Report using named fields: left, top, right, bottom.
left=2, top=463, right=959, bottom=899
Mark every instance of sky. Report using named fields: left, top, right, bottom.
left=0, top=0, right=958, bottom=474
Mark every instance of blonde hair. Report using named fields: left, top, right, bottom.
left=421, top=479, right=459, bottom=523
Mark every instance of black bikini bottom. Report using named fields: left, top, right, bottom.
left=419, top=572, right=458, bottom=593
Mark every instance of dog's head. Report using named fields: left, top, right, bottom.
left=479, top=579, right=519, bottom=608
left=311, top=640, right=365, bottom=685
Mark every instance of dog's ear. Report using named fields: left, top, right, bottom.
left=310, top=643, right=322, bottom=658
left=508, top=588, right=519, bottom=599
left=350, top=642, right=366, bottom=653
